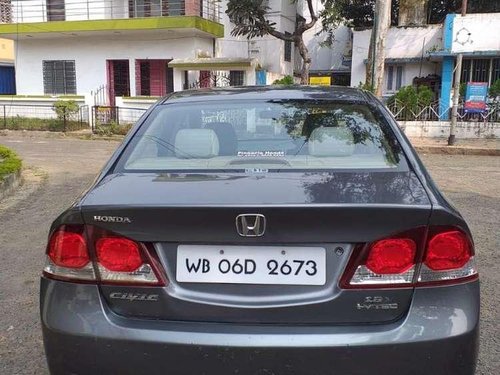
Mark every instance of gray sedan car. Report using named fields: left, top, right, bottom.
left=41, top=86, right=479, bottom=374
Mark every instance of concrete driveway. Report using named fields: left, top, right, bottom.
left=0, top=133, right=498, bottom=374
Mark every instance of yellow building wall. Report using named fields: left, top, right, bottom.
left=0, top=38, right=14, bottom=62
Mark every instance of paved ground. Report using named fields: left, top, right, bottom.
left=0, top=133, right=498, bottom=374
left=409, top=137, right=500, bottom=150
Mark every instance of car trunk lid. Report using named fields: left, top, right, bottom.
left=81, top=171, right=431, bottom=324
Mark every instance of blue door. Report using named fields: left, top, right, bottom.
left=0, top=66, right=16, bottom=95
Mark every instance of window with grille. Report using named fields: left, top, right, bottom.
left=229, top=71, right=244, bottom=86
left=140, top=61, right=151, bottom=96
left=47, top=0, right=65, bottom=21
left=387, top=66, right=394, bottom=91
left=396, top=66, right=403, bottom=90
left=492, top=59, right=500, bottom=83
left=43, top=60, right=76, bottom=95
left=387, top=65, right=404, bottom=91
left=128, top=0, right=185, bottom=17
left=471, top=59, right=489, bottom=82
left=461, top=58, right=500, bottom=85
left=0, top=0, right=12, bottom=23
left=284, top=32, right=292, bottom=62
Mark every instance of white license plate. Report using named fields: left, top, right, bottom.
left=176, top=245, right=326, bottom=286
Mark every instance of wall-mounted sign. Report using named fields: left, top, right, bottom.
left=464, top=82, right=488, bottom=113
left=309, top=76, right=331, bottom=86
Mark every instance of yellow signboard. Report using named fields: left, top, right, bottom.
left=309, top=76, right=331, bottom=86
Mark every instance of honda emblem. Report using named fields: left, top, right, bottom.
left=235, top=214, right=266, bottom=237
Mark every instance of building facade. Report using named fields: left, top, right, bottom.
left=431, top=13, right=500, bottom=118
left=0, top=0, right=15, bottom=95
left=0, top=0, right=352, bottom=100
left=217, top=0, right=297, bottom=84
left=351, top=11, right=500, bottom=120
left=351, top=25, right=443, bottom=98
left=0, top=37, right=15, bottom=94
left=0, top=0, right=223, bottom=101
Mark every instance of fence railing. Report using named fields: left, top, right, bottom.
left=2, top=100, right=498, bottom=136
left=386, top=99, right=500, bottom=123
left=92, top=105, right=146, bottom=132
left=1, top=103, right=89, bottom=131
left=3, top=0, right=220, bottom=24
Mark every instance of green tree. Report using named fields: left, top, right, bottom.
left=489, top=79, right=500, bottom=99
left=226, top=0, right=319, bottom=84
left=52, top=100, right=79, bottom=121
left=273, top=75, right=295, bottom=85
left=319, top=0, right=399, bottom=32
left=319, top=0, right=499, bottom=30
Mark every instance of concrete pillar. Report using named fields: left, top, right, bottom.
left=439, top=14, right=457, bottom=120
left=245, top=68, right=256, bottom=86
left=173, top=68, right=185, bottom=92
left=439, top=56, right=454, bottom=120
left=129, top=59, right=136, bottom=97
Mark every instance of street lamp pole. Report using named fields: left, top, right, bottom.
left=448, top=0, right=468, bottom=146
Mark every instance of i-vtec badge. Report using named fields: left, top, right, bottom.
left=93, top=215, right=132, bottom=224
left=356, top=296, right=399, bottom=310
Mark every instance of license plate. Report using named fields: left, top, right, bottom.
left=176, top=245, right=326, bottom=285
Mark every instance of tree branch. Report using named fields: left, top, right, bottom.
left=265, top=25, right=294, bottom=41
left=303, top=0, right=319, bottom=30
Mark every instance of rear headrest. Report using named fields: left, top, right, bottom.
left=309, top=127, right=355, bottom=157
left=204, top=122, right=237, bottom=156
left=174, top=129, right=219, bottom=158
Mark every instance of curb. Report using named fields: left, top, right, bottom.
left=0, top=170, right=22, bottom=201
left=413, top=146, right=500, bottom=156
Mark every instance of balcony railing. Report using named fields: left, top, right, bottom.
left=0, top=0, right=220, bottom=24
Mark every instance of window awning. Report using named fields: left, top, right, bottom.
left=363, top=57, right=427, bottom=64
left=428, top=50, right=500, bottom=58
left=168, top=57, right=259, bottom=70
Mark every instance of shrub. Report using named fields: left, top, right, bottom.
left=416, top=85, right=434, bottom=106
left=52, top=100, right=80, bottom=121
left=390, top=85, right=433, bottom=108
left=3, top=116, right=86, bottom=132
left=358, top=81, right=375, bottom=93
left=94, top=122, right=133, bottom=136
left=387, top=85, right=434, bottom=120
left=0, top=145, right=22, bottom=180
left=273, top=75, right=295, bottom=85
left=489, top=79, right=500, bottom=99
left=459, top=82, right=466, bottom=98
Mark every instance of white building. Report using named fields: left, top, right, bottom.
left=0, top=0, right=223, bottom=101
left=351, top=11, right=500, bottom=118
left=298, top=0, right=352, bottom=85
left=351, top=25, right=443, bottom=97
left=0, top=0, right=352, bottom=102
left=217, top=0, right=297, bottom=84
left=429, top=13, right=500, bottom=118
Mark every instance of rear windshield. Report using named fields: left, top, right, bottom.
left=119, top=100, right=405, bottom=172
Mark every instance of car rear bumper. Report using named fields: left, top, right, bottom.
left=40, top=277, right=479, bottom=375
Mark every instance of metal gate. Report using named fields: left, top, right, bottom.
left=186, top=72, right=231, bottom=89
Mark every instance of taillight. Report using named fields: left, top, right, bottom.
left=43, top=225, right=167, bottom=286
left=418, top=229, right=476, bottom=285
left=48, top=231, right=89, bottom=268
left=44, top=226, right=95, bottom=282
left=341, top=226, right=477, bottom=289
left=425, top=231, right=471, bottom=270
left=366, top=239, right=416, bottom=274
left=96, top=238, right=142, bottom=272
